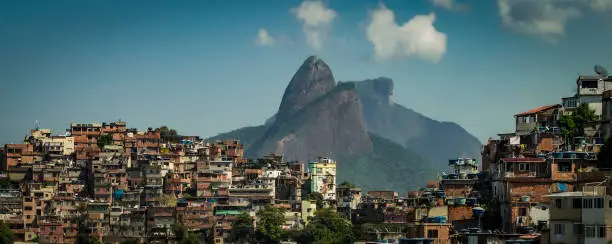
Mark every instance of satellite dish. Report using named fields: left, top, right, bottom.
left=594, top=65, right=609, bottom=77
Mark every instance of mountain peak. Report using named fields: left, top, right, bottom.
left=277, top=56, right=336, bottom=119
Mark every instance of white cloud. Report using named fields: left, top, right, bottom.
left=255, top=28, right=275, bottom=46
left=365, top=5, right=447, bottom=62
left=431, top=0, right=454, bottom=9
left=498, top=0, right=611, bottom=42
left=585, top=0, right=612, bottom=11
left=430, top=0, right=468, bottom=11
left=291, top=1, right=337, bottom=50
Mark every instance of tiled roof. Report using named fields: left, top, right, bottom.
left=514, top=104, right=560, bottom=117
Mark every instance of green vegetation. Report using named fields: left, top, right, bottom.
left=229, top=212, right=254, bottom=244
left=338, top=181, right=356, bottom=188
left=560, top=103, right=597, bottom=139
left=307, top=192, right=324, bottom=209
left=255, top=205, right=286, bottom=243
left=294, top=208, right=355, bottom=244
left=155, top=126, right=180, bottom=143
left=173, top=223, right=200, bottom=244
left=253, top=204, right=358, bottom=244
left=119, top=239, right=140, bottom=244
left=0, top=223, right=13, bottom=244
left=338, top=133, right=438, bottom=192
left=97, top=134, right=113, bottom=149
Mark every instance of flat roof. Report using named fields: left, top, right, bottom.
left=500, top=158, right=546, bottom=163
left=544, top=192, right=584, bottom=198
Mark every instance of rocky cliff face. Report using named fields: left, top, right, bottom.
left=249, top=60, right=372, bottom=162
left=276, top=56, right=336, bottom=120
left=207, top=55, right=481, bottom=192
left=355, top=78, right=481, bottom=166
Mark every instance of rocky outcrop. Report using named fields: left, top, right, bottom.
left=354, top=78, right=481, bottom=166
left=250, top=82, right=373, bottom=162
left=207, top=55, right=481, bottom=191
left=276, top=56, right=336, bottom=120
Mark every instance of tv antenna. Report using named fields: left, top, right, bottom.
left=594, top=65, right=609, bottom=78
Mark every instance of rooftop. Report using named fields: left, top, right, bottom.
left=514, top=104, right=560, bottom=117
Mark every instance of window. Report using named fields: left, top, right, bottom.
left=584, top=198, right=594, bottom=208
left=557, top=162, right=572, bottom=172
left=519, top=208, right=528, bottom=216
left=555, top=199, right=563, bottom=208
left=599, top=226, right=606, bottom=238
left=519, top=163, right=530, bottom=171
left=586, top=226, right=596, bottom=237
left=506, top=163, right=513, bottom=172
left=595, top=198, right=604, bottom=208
left=573, top=199, right=582, bottom=209
left=573, top=224, right=584, bottom=235
left=427, top=229, right=439, bottom=238
left=554, top=223, right=565, bottom=235
left=581, top=80, right=598, bottom=89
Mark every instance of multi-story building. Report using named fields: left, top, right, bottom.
left=310, top=157, right=336, bottom=201
left=70, top=123, right=102, bottom=160
left=547, top=186, right=612, bottom=244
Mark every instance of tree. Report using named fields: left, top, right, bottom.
left=155, top=126, right=179, bottom=143
left=160, top=193, right=178, bottom=207
left=560, top=103, right=597, bottom=147
left=0, top=223, right=13, bottom=244
left=339, top=181, right=356, bottom=188
left=97, top=134, right=113, bottom=149
left=299, top=208, right=354, bottom=244
left=256, top=205, right=286, bottom=243
left=119, top=239, right=139, bottom=244
left=230, top=212, right=254, bottom=244
left=173, top=224, right=199, bottom=244
left=307, top=192, right=324, bottom=208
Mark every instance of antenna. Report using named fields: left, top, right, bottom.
left=594, top=65, right=609, bottom=78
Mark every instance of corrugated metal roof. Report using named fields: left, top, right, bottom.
left=514, top=104, right=560, bottom=117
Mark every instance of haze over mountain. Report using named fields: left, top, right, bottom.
left=209, top=56, right=481, bottom=192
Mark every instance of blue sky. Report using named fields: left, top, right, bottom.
left=1, top=0, right=611, bottom=144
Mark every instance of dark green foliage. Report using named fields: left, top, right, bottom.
left=297, top=208, right=355, bottom=244
left=338, top=181, right=356, bottom=188
left=155, top=126, right=180, bottom=143
left=0, top=223, right=13, bottom=244
left=119, top=239, right=140, bottom=244
left=338, top=133, right=438, bottom=192
left=173, top=223, right=199, bottom=244
left=255, top=205, right=286, bottom=243
left=97, top=134, right=113, bottom=149
left=230, top=212, right=254, bottom=244
left=0, top=179, right=14, bottom=189
left=307, top=192, right=324, bottom=208
left=560, top=103, right=597, bottom=139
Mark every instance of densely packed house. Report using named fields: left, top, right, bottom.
left=0, top=122, right=330, bottom=244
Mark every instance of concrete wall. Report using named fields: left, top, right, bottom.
left=549, top=221, right=576, bottom=244
left=549, top=197, right=582, bottom=222
left=529, top=203, right=549, bottom=225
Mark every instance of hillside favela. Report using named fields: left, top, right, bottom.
left=2, top=1, right=612, bottom=244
